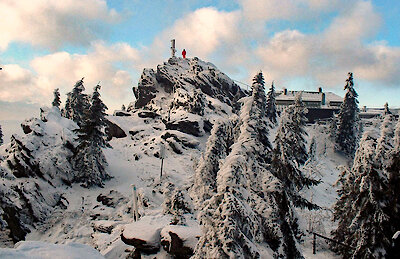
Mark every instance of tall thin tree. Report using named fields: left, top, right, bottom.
left=336, top=72, right=360, bottom=157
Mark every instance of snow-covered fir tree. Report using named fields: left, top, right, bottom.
left=385, top=116, right=400, bottom=250
left=273, top=93, right=319, bottom=197
left=329, top=116, right=338, bottom=141
left=266, top=81, right=278, bottom=124
left=0, top=124, right=3, bottom=146
left=336, top=72, right=360, bottom=157
left=375, top=113, right=395, bottom=167
left=72, top=84, right=110, bottom=187
left=332, top=130, right=391, bottom=258
left=384, top=102, right=391, bottom=115
left=194, top=72, right=310, bottom=258
left=191, top=118, right=237, bottom=206
left=163, top=182, right=191, bottom=225
left=52, top=88, right=61, bottom=108
left=64, top=78, right=90, bottom=126
left=6, top=135, right=41, bottom=178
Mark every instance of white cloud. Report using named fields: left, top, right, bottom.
left=163, top=7, right=240, bottom=58
left=0, top=0, right=120, bottom=50
left=254, top=1, right=400, bottom=89
left=0, top=42, right=142, bottom=111
left=239, top=0, right=345, bottom=22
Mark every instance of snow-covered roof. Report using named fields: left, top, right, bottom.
left=276, top=90, right=343, bottom=103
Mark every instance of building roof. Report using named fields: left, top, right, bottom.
left=275, top=90, right=343, bottom=104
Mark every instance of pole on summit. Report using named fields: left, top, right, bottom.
left=171, top=39, right=176, bottom=58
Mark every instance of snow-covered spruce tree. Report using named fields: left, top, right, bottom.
left=384, top=102, right=391, bottom=115
left=72, top=84, right=110, bottom=187
left=336, top=72, right=360, bottom=157
left=332, top=130, right=391, bottom=258
left=163, top=182, right=192, bottom=225
left=195, top=72, right=307, bottom=258
left=273, top=93, right=319, bottom=197
left=375, top=113, right=395, bottom=168
left=266, top=81, right=278, bottom=125
left=191, top=117, right=237, bottom=207
left=329, top=116, right=338, bottom=141
left=52, top=88, right=61, bottom=108
left=64, top=78, right=90, bottom=126
left=0, top=124, right=3, bottom=145
left=385, top=117, right=400, bottom=244
left=6, top=135, right=41, bottom=178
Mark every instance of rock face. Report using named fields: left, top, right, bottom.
left=131, top=57, right=245, bottom=111
left=127, top=57, right=246, bottom=139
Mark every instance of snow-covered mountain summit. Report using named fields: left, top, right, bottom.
left=130, top=56, right=245, bottom=113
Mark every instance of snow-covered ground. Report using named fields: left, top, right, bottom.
left=8, top=117, right=347, bottom=259
left=0, top=57, right=370, bottom=258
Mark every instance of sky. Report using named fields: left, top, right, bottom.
left=0, top=0, right=400, bottom=141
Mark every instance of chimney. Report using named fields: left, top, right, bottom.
left=318, top=87, right=322, bottom=93
left=283, top=88, right=287, bottom=95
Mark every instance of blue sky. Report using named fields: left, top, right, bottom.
left=1, top=0, right=400, bottom=141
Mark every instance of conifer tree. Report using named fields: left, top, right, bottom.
left=64, top=78, right=89, bottom=126
left=266, top=81, right=278, bottom=124
left=375, top=113, right=395, bottom=167
left=52, top=88, right=61, bottom=108
left=72, top=84, right=110, bottom=187
left=384, top=102, right=391, bottom=115
left=191, top=118, right=237, bottom=207
left=0, top=124, right=3, bottom=146
left=336, top=72, right=360, bottom=157
left=332, top=130, right=391, bottom=258
left=273, top=93, right=319, bottom=200
left=385, top=117, right=400, bottom=246
left=194, top=72, right=308, bottom=258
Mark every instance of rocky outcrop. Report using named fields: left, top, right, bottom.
left=161, top=231, right=193, bottom=259
left=105, top=120, right=127, bottom=140
left=130, top=57, right=246, bottom=112
left=96, top=190, right=128, bottom=208
left=165, top=120, right=202, bottom=137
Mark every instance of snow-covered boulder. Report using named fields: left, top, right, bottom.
left=160, top=221, right=201, bottom=258
left=121, top=216, right=170, bottom=254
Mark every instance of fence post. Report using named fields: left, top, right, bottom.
left=131, top=184, right=139, bottom=221
left=313, top=233, right=316, bottom=254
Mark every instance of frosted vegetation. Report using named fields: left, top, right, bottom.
left=0, top=57, right=399, bottom=258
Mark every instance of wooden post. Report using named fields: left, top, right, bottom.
left=160, top=143, right=165, bottom=180
left=313, top=233, right=316, bottom=254
left=131, top=185, right=139, bottom=221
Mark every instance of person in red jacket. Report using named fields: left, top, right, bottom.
left=182, top=49, right=186, bottom=59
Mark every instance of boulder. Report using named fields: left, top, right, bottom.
left=96, top=190, right=127, bottom=208
left=137, top=111, right=160, bottom=119
left=105, top=120, right=127, bottom=140
left=113, top=110, right=131, bottom=117
left=160, top=224, right=201, bottom=259
left=165, top=120, right=201, bottom=137
left=161, top=231, right=193, bottom=259
left=121, top=216, right=170, bottom=254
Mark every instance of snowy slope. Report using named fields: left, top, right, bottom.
left=0, top=57, right=371, bottom=258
